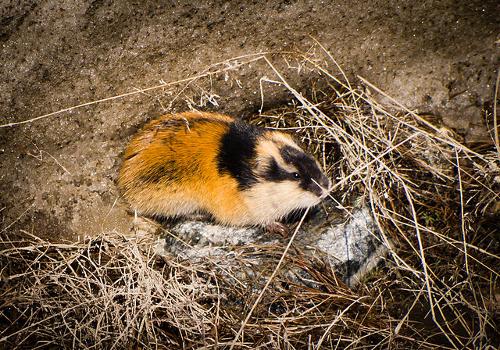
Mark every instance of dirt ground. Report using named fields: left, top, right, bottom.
left=0, top=0, right=498, bottom=241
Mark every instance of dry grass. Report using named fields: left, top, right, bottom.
left=1, top=46, right=499, bottom=349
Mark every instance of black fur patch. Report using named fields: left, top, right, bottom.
left=217, top=120, right=262, bottom=189
left=263, top=158, right=289, bottom=182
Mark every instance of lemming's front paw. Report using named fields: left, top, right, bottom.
left=265, top=222, right=290, bottom=238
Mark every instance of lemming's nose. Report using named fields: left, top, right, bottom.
left=311, top=175, right=331, bottom=197
left=320, top=174, right=331, bottom=190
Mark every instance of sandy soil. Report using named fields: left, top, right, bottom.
left=0, top=0, right=498, bottom=240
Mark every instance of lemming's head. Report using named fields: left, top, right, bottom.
left=254, top=130, right=331, bottom=204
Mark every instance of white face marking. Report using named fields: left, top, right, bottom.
left=241, top=180, right=321, bottom=225
left=268, top=132, right=302, bottom=150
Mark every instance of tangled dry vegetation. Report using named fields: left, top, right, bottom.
left=1, top=47, right=499, bottom=349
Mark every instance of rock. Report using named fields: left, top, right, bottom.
left=156, top=205, right=387, bottom=287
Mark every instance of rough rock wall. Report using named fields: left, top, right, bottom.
left=0, top=0, right=498, bottom=239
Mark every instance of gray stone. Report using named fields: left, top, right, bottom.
left=156, top=205, right=387, bottom=287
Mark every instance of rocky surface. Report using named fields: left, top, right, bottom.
left=153, top=205, right=386, bottom=286
left=0, top=0, right=498, bottom=241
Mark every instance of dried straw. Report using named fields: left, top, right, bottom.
left=1, top=46, right=498, bottom=349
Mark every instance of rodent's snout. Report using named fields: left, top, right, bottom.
left=311, top=174, right=332, bottom=198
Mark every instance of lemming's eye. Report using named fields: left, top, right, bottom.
left=293, top=172, right=301, bottom=179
